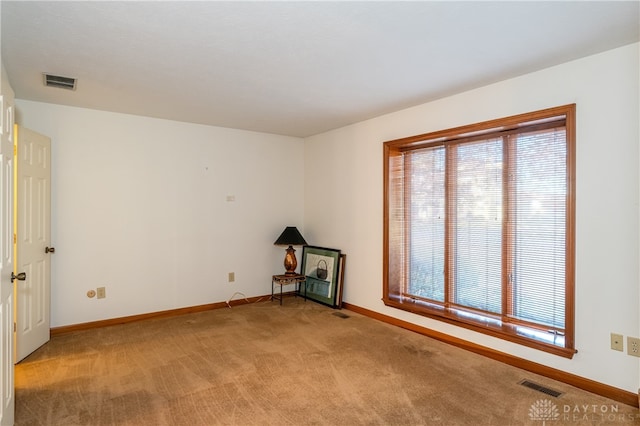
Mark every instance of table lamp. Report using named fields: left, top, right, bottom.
left=274, top=226, right=307, bottom=275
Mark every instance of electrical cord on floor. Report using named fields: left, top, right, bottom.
left=226, top=292, right=268, bottom=307
left=226, top=291, right=249, bottom=308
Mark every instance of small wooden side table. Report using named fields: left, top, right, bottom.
left=272, top=274, right=306, bottom=305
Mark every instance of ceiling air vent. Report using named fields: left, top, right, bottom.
left=43, top=73, right=77, bottom=90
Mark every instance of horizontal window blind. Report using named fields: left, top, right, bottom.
left=450, top=138, right=503, bottom=314
left=508, top=128, right=567, bottom=329
left=384, top=104, right=575, bottom=357
left=408, top=147, right=445, bottom=302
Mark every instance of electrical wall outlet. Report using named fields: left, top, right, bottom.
left=627, top=337, right=640, bottom=357
left=96, top=286, right=106, bottom=299
left=611, top=333, right=624, bottom=351
left=228, top=272, right=235, bottom=283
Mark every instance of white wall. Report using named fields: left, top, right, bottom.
left=15, top=101, right=304, bottom=328
left=304, top=43, right=640, bottom=393
left=1, top=67, right=14, bottom=107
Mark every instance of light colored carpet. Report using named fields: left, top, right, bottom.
left=14, top=298, right=639, bottom=425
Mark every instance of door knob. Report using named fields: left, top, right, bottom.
left=45, top=247, right=55, bottom=254
left=11, top=272, right=26, bottom=283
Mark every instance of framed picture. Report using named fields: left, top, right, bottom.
left=335, top=254, right=346, bottom=308
left=301, top=246, right=341, bottom=308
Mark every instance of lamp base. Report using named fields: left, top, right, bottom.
left=283, top=246, right=298, bottom=275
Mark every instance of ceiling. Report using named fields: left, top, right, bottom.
left=2, top=1, right=639, bottom=138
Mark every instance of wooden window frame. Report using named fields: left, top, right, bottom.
left=383, top=105, right=576, bottom=358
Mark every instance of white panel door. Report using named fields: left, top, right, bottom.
left=0, top=102, right=15, bottom=425
left=15, top=126, right=51, bottom=363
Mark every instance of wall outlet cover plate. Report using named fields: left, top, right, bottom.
left=611, top=333, right=624, bottom=351
left=96, top=287, right=106, bottom=299
left=627, top=336, right=640, bottom=357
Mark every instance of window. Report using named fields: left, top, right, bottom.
left=383, top=105, right=576, bottom=358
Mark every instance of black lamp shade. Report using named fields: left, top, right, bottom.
left=274, top=227, right=307, bottom=246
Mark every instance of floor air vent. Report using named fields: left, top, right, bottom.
left=43, top=73, right=77, bottom=90
left=332, top=312, right=350, bottom=319
left=519, top=380, right=563, bottom=397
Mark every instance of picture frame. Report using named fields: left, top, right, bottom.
left=300, top=246, right=341, bottom=308
left=335, top=254, right=346, bottom=308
